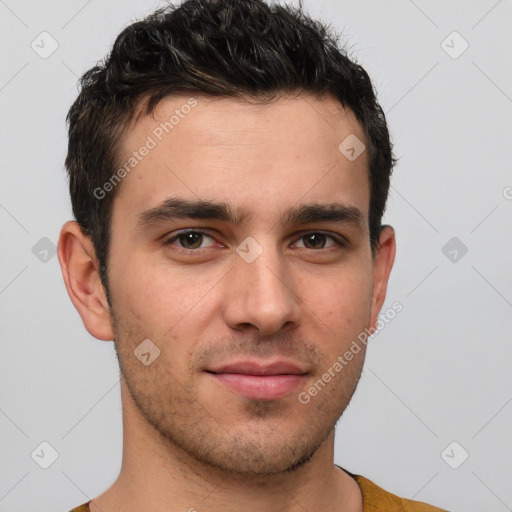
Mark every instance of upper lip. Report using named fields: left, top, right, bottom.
left=205, top=359, right=308, bottom=376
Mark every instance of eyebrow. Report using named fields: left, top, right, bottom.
left=136, top=197, right=365, bottom=231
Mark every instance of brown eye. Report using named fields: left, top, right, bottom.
left=162, top=230, right=216, bottom=250
left=302, top=233, right=327, bottom=249
left=295, top=232, right=344, bottom=250
left=177, top=232, right=203, bottom=249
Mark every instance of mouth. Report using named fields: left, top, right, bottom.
left=204, top=360, right=308, bottom=401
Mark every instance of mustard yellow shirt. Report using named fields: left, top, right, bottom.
left=68, top=472, right=447, bottom=511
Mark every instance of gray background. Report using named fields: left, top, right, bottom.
left=1, top=0, right=511, bottom=510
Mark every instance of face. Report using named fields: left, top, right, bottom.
left=95, top=93, right=391, bottom=476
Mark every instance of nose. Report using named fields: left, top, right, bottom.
left=223, top=240, right=302, bottom=337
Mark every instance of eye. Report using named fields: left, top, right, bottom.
left=162, top=230, right=217, bottom=251
left=294, top=232, right=345, bottom=250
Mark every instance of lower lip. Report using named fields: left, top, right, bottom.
left=208, top=373, right=307, bottom=400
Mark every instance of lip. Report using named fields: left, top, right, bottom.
left=207, top=359, right=307, bottom=376
left=204, top=359, right=308, bottom=401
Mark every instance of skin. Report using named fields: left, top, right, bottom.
left=58, top=92, right=396, bottom=512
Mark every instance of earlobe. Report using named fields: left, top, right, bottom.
left=369, top=225, right=396, bottom=329
left=57, top=221, right=114, bottom=341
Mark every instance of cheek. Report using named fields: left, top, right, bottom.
left=111, top=253, right=221, bottom=340
left=110, top=257, right=201, bottom=377
left=309, top=265, right=374, bottom=342
left=115, top=253, right=169, bottom=309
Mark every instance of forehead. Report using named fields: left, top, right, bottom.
left=112, top=92, right=369, bottom=226
left=122, top=93, right=365, bottom=152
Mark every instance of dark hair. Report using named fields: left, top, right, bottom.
left=65, top=0, right=396, bottom=305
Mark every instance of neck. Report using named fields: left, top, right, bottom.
left=89, top=378, right=362, bottom=512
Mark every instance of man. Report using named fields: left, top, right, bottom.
left=58, top=0, right=448, bottom=510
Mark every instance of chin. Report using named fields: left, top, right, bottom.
left=177, top=421, right=335, bottom=479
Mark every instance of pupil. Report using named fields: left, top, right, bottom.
left=305, top=233, right=325, bottom=248
left=181, top=232, right=202, bottom=249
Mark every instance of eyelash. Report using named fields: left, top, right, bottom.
left=161, top=229, right=347, bottom=253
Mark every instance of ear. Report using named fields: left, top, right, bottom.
left=368, top=225, right=396, bottom=329
left=57, top=220, right=114, bottom=341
